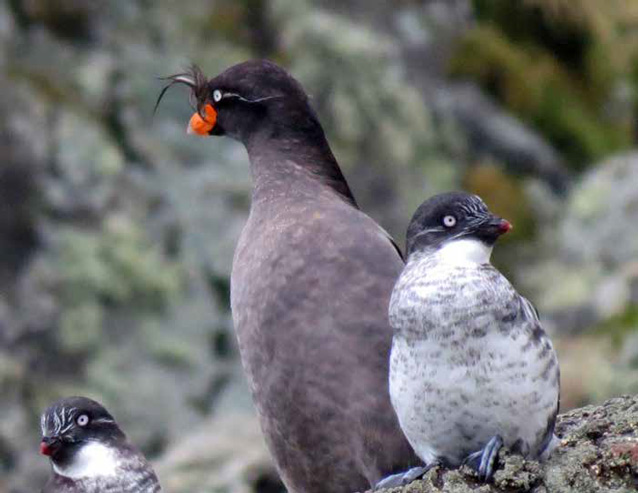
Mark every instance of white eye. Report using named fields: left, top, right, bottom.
left=213, top=89, right=223, bottom=102
left=76, top=414, right=89, bottom=427
left=442, top=215, right=457, bottom=228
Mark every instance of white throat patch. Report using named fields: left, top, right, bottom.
left=436, top=238, right=493, bottom=265
left=53, top=442, right=119, bottom=479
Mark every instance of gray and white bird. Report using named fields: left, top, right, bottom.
left=40, top=396, right=161, bottom=493
left=386, top=192, right=559, bottom=484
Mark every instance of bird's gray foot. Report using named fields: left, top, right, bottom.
left=463, top=435, right=503, bottom=482
left=374, top=464, right=436, bottom=490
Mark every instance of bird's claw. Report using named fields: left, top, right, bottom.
left=463, top=434, right=503, bottom=482
left=374, top=464, right=434, bottom=490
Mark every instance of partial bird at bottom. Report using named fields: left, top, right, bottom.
left=40, top=396, right=161, bottom=493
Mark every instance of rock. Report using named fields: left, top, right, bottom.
left=510, top=153, right=638, bottom=408
left=319, top=0, right=570, bottom=194
left=375, top=395, right=638, bottom=493
left=520, top=153, right=638, bottom=335
left=431, top=83, right=570, bottom=193
left=274, top=0, right=453, bottom=234
left=154, top=412, right=284, bottom=493
left=560, top=154, right=638, bottom=268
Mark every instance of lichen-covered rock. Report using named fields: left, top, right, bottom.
left=375, top=395, right=638, bottom=493
left=154, top=413, right=284, bottom=493
left=509, top=153, right=638, bottom=406
left=519, top=153, right=638, bottom=335
left=448, top=1, right=637, bottom=170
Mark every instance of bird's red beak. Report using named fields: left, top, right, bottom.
left=187, top=103, right=217, bottom=136
left=40, top=437, right=61, bottom=456
left=40, top=441, right=52, bottom=456
left=499, top=219, right=512, bottom=234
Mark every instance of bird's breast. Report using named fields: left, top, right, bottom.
left=390, top=262, right=498, bottom=341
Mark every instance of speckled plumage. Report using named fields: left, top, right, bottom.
left=42, top=445, right=160, bottom=493
left=40, top=397, right=160, bottom=493
left=389, top=193, right=560, bottom=473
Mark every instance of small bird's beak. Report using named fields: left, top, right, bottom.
left=40, top=436, right=60, bottom=456
left=187, top=103, right=217, bottom=136
left=497, top=218, right=512, bottom=234
left=487, top=215, right=512, bottom=235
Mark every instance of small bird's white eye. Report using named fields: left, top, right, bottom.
left=442, top=215, right=457, bottom=228
left=76, top=414, right=90, bottom=427
left=213, top=89, right=223, bottom=102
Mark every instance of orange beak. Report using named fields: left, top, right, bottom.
left=187, top=104, right=217, bottom=136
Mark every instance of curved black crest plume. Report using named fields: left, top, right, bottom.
left=154, top=65, right=210, bottom=117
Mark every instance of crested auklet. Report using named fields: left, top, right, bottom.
left=156, top=60, right=420, bottom=493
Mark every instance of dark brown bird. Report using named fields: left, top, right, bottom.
left=157, top=60, right=420, bottom=493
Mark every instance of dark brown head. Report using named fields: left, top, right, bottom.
left=156, top=60, right=323, bottom=145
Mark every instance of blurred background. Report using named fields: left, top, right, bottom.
left=1, top=0, right=638, bottom=491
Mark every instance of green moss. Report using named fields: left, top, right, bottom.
left=145, top=329, right=197, bottom=370
left=59, top=303, right=104, bottom=353
left=57, top=216, right=182, bottom=311
left=592, top=304, right=638, bottom=350
left=54, top=216, right=183, bottom=353
left=451, top=1, right=636, bottom=168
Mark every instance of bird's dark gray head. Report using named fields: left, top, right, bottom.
left=405, top=192, right=511, bottom=257
left=40, top=396, right=125, bottom=466
left=156, top=59, right=322, bottom=144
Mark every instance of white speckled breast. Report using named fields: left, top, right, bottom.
left=389, top=241, right=560, bottom=466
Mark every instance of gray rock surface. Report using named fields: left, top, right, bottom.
left=155, top=413, right=283, bottom=493
left=320, top=0, right=570, bottom=193
left=520, top=153, right=638, bottom=336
